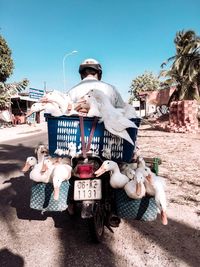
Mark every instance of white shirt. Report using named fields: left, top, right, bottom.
left=67, top=76, right=125, bottom=108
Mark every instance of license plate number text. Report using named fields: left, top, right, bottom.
left=74, top=179, right=102, bottom=200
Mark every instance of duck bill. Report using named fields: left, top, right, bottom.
left=53, top=187, right=60, bottom=201
left=95, top=166, right=107, bottom=177
left=146, top=174, right=152, bottom=183
left=136, top=182, right=142, bottom=196
left=22, top=162, right=31, bottom=172
left=26, top=110, right=35, bottom=117
left=40, top=97, right=53, bottom=103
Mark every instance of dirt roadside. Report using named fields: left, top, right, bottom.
left=105, top=123, right=200, bottom=267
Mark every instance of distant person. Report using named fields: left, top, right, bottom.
left=67, top=58, right=125, bottom=111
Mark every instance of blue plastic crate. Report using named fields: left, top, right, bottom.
left=45, top=114, right=141, bottom=163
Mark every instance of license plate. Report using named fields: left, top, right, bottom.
left=74, top=179, right=102, bottom=200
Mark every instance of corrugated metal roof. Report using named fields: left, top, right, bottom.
left=11, top=95, right=38, bottom=102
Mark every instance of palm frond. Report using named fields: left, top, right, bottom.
left=159, top=69, right=169, bottom=78
left=160, top=56, right=176, bottom=68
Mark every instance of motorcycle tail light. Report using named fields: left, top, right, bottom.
left=76, top=164, right=94, bottom=178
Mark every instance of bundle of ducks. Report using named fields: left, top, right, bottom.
left=22, top=144, right=168, bottom=225
left=95, top=156, right=168, bottom=225
left=22, top=144, right=72, bottom=201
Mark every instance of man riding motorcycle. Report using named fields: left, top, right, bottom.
left=67, top=58, right=122, bottom=228
left=67, top=58, right=125, bottom=112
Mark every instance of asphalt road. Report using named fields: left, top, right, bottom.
left=1, top=131, right=198, bottom=267
left=0, top=133, right=122, bottom=267
left=0, top=133, right=48, bottom=179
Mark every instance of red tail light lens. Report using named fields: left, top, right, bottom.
left=76, top=164, right=94, bottom=178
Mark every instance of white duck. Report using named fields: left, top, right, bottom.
left=95, top=160, right=129, bottom=189
left=87, top=89, right=138, bottom=127
left=22, top=156, right=51, bottom=183
left=120, top=162, right=138, bottom=175
left=40, top=90, right=72, bottom=114
left=124, top=168, right=146, bottom=199
left=136, top=156, right=146, bottom=168
left=122, top=168, right=136, bottom=180
left=43, top=158, right=72, bottom=200
left=102, top=146, right=112, bottom=159
left=86, top=90, right=137, bottom=145
left=26, top=102, right=64, bottom=117
left=35, top=144, right=48, bottom=163
left=78, top=94, right=101, bottom=117
left=143, top=167, right=168, bottom=225
left=52, top=164, right=72, bottom=200
left=102, top=139, right=115, bottom=159
left=132, top=145, right=141, bottom=161
left=68, top=142, right=77, bottom=158
left=54, top=148, right=65, bottom=157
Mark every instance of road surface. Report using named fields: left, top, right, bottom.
left=0, top=133, right=121, bottom=267
left=0, top=129, right=199, bottom=267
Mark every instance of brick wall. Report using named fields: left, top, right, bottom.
left=168, top=100, right=199, bottom=133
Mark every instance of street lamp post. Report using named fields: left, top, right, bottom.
left=62, top=50, right=78, bottom=92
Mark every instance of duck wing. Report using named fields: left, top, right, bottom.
left=104, top=120, right=134, bottom=145
left=45, top=103, right=64, bottom=116
left=122, top=103, right=138, bottom=119
left=116, top=116, right=138, bottom=130
left=101, top=108, right=137, bottom=131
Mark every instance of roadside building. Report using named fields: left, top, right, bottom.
left=11, top=93, right=39, bottom=124
left=10, top=87, right=45, bottom=125
left=131, top=100, right=145, bottom=117
left=138, top=87, right=176, bottom=116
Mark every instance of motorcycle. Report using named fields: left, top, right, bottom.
left=69, top=155, right=120, bottom=242
left=44, top=114, right=140, bottom=242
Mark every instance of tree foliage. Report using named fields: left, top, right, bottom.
left=160, top=30, right=200, bottom=103
left=0, top=79, right=29, bottom=109
left=0, top=35, right=29, bottom=109
left=0, top=35, right=14, bottom=82
left=129, top=71, right=162, bottom=102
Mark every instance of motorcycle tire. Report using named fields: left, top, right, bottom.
left=88, top=203, right=105, bottom=243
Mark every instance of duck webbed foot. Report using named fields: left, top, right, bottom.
left=161, top=210, right=168, bottom=225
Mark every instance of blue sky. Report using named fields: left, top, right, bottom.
left=1, top=0, right=200, bottom=100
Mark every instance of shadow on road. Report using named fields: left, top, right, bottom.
left=50, top=211, right=118, bottom=267
left=1, top=174, right=119, bottom=266
left=127, top=218, right=200, bottom=267
left=0, top=142, right=48, bottom=221
left=0, top=175, right=47, bottom=221
left=0, top=248, right=24, bottom=267
left=0, top=142, right=121, bottom=267
left=0, top=143, right=34, bottom=161
left=0, top=144, right=35, bottom=177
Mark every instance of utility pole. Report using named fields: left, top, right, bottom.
left=44, top=81, right=47, bottom=93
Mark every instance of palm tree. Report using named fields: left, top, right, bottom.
left=0, top=79, right=29, bottom=109
left=160, top=30, right=200, bottom=104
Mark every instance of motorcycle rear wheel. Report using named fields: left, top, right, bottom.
left=88, top=203, right=105, bottom=243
